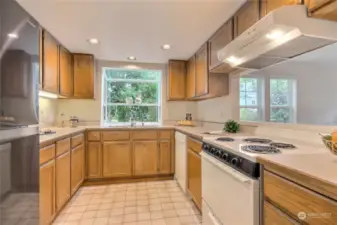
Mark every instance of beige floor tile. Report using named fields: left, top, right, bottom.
left=137, top=212, right=151, bottom=221
left=110, top=208, right=124, bottom=216
left=63, top=221, right=79, bottom=225
left=108, top=215, right=123, bottom=224
left=86, top=204, right=100, bottom=211
left=151, top=219, right=166, bottom=225
left=96, top=209, right=110, bottom=218
left=150, top=211, right=163, bottom=220
left=78, top=218, right=94, bottom=225
left=163, top=209, right=177, bottom=218
left=165, top=217, right=181, bottom=225
left=125, top=201, right=137, bottom=207
left=125, top=206, right=137, bottom=214
left=81, top=211, right=97, bottom=220
left=137, top=220, right=151, bottom=225
left=149, top=204, right=162, bottom=212
left=179, top=216, right=194, bottom=225
left=137, top=206, right=150, bottom=213
left=123, top=213, right=137, bottom=223
left=100, top=203, right=113, bottom=210
left=161, top=203, right=174, bottom=210
left=66, top=213, right=83, bottom=222
left=93, top=217, right=109, bottom=225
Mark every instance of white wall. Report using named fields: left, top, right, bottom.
left=39, top=97, right=57, bottom=126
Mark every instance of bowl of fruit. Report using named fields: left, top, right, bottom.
left=320, top=131, right=337, bottom=156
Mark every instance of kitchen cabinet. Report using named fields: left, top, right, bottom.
left=40, top=160, right=56, bottom=225
left=42, top=30, right=59, bottom=93
left=55, top=151, right=71, bottom=212
left=208, top=18, right=234, bottom=72
left=133, top=141, right=158, bottom=176
left=71, top=144, right=84, bottom=194
left=307, top=0, right=337, bottom=21
left=59, top=46, right=73, bottom=97
left=167, top=60, right=186, bottom=100
left=103, top=142, right=132, bottom=177
left=73, top=54, right=95, bottom=98
left=158, top=141, right=172, bottom=174
left=261, top=0, right=302, bottom=17
left=186, top=56, right=196, bottom=99
left=234, top=0, right=261, bottom=38
left=195, top=43, right=209, bottom=97
left=87, top=142, right=102, bottom=178
left=264, top=201, right=299, bottom=225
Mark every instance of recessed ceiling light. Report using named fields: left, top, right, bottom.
left=162, top=44, right=171, bottom=50
left=8, top=33, right=19, bottom=39
left=127, top=56, right=136, bottom=60
left=88, top=38, right=99, bottom=44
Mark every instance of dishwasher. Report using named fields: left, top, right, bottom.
left=175, top=131, right=187, bottom=193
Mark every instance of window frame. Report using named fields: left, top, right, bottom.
left=101, top=67, right=162, bottom=126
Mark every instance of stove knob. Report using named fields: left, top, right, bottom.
left=221, top=153, right=229, bottom=161
left=215, top=150, right=222, bottom=157
left=231, top=158, right=239, bottom=166
left=210, top=147, right=216, bottom=153
left=203, top=144, right=210, bottom=151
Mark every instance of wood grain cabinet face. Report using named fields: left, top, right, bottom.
left=73, top=54, right=95, bottom=98
left=308, top=0, right=337, bottom=21
left=261, top=0, right=302, bottom=17
left=40, top=160, right=56, bottom=225
left=195, top=43, right=209, bottom=97
left=305, top=0, right=334, bottom=10
left=234, top=0, right=260, bottom=38
left=87, top=142, right=102, bottom=178
left=133, top=141, right=158, bottom=176
left=42, top=31, right=59, bottom=93
left=55, top=151, right=71, bottom=212
left=187, top=149, right=202, bottom=210
left=56, top=138, right=70, bottom=156
left=103, top=142, right=132, bottom=178
left=71, top=144, right=84, bottom=194
left=264, top=201, right=299, bottom=225
left=158, top=141, right=171, bottom=174
left=186, top=56, right=196, bottom=99
left=59, top=46, right=73, bottom=97
left=88, top=131, right=101, bottom=141
left=167, top=60, right=186, bottom=100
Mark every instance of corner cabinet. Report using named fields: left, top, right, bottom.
left=195, top=43, right=209, bottom=97
left=167, top=60, right=186, bottom=100
left=73, top=54, right=95, bottom=98
left=59, top=46, right=73, bottom=97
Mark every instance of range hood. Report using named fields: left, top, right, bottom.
left=218, top=5, right=337, bottom=70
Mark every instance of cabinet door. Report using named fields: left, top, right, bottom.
left=40, top=160, right=56, bottom=225
left=195, top=43, right=209, bottom=97
left=261, top=0, right=301, bottom=17
left=264, top=201, right=299, bottom=225
left=55, top=151, right=71, bottom=212
left=306, top=0, right=333, bottom=11
left=209, top=18, right=233, bottom=70
left=234, top=0, right=260, bottom=38
left=59, top=46, right=73, bottom=97
left=167, top=60, right=186, bottom=100
left=43, top=31, right=59, bottom=93
left=158, top=141, right=171, bottom=174
left=87, top=142, right=102, bottom=178
left=186, top=56, right=196, bottom=99
left=73, top=54, right=94, bottom=98
left=103, top=142, right=132, bottom=178
left=71, top=144, right=84, bottom=194
left=133, top=141, right=158, bottom=176
left=309, top=0, right=337, bottom=21
left=187, top=149, right=201, bottom=210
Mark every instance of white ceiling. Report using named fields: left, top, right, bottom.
left=17, top=0, right=245, bottom=63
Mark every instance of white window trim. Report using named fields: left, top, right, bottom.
left=101, top=67, right=162, bottom=126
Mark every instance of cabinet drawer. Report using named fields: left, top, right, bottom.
left=87, top=131, right=101, bottom=141
left=264, top=201, right=298, bottom=225
left=71, top=133, right=84, bottom=148
left=102, top=131, right=130, bottom=141
left=187, top=137, right=202, bottom=154
left=132, top=131, right=157, bottom=140
left=158, top=130, right=171, bottom=140
left=56, top=138, right=70, bottom=156
left=40, top=144, right=56, bottom=165
left=264, top=170, right=337, bottom=224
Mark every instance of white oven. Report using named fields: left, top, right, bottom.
left=202, top=152, right=260, bottom=225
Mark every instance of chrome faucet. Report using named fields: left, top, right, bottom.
left=130, top=116, right=136, bottom=127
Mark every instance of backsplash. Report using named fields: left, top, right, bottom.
left=39, top=97, right=57, bottom=127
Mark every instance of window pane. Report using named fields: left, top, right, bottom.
left=105, top=69, right=160, bottom=81
left=240, top=78, right=257, bottom=92
left=240, top=108, right=259, bottom=121
left=270, top=79, right=289, bottom=106
left=270, top=107, right=291, bottom=123
left=107, top=81, right=158, bottom=104
left=106, top=105, right=159, bottom=123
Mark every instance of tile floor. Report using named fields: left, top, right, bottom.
left=53, top=180, right=202, bottom=225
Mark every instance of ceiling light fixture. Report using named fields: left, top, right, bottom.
left=226, top=56, right=241, bottom=65
left=8, top=33, right=19, bottom=39
left=39, top=90, right=58, bottom=99
left=162, top=44, right=171, bottom=50
left=127, top=56, right=136, bottom=60
left=88, top=38, right=99, bottom=44
left=266, top=30, right=284, bottom=40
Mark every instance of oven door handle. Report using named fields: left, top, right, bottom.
left=208, top=212, right=222, bottom=225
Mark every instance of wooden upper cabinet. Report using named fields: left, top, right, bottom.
left=55, top=151, right=71, bottom=212
left=133, top=141, right=158, bottom=176
left=195, top=43, right=209, bottom=97
left=73, top=54, right=95, bottom=98
left=209, top=18, right=234, bottom=71
left=261, top=0, right=302, bottom=17
left=264, top=201, right=299, bottom=225
left=158, top=141, right=171, bottom=174
left=40, top=160, right=56, bottom=225
left=167, top=60, right=186, bottom=100
left=59, top=46, right=73, bottom=97
left=234, top=0, right=261, bottom=38
left=87, top=142, right=102, bottom=178
left=305, top=0, right=334, bottom=11
left=186, top=56, right=196, bottom=99
left=103, top=142, right=132, bottom=178
left=71, top=144, right=84, bottom=194
left=42, top=31, right=59, bottom=93
left=307, top=0, right=337, bottom=21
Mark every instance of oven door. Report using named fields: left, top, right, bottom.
left=202, top=153, right=260, bottom=225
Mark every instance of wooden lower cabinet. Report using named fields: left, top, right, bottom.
left=158, top=141, right=171, bottom=174
left=187, top=148, right=202, bottom=209
left=71, top=144, right=84, bottom=194
left=40, top=160, right=56, bottom=225
left=133, top=141, right=158, bottom=176
left=264, top=201, right=299, bottom=225
left=87, top=142, right=102, bottom=178
left=55, top=151, right=71, bottom=212
left=103, top=142, right=132, bottom=177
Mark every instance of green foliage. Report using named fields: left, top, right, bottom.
left=224, top=120, right=240, bottom=133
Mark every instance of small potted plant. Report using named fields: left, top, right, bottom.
left=224, top=120, right=240, bottom=133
